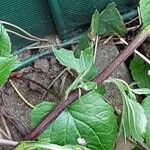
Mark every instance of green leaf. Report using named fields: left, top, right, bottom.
left=142, top=96, right=150, bottom=147
left=83, top=64, right=98, bottom=81
left=109, top=78, right=147, bottom=141
left=74, top=33, right=91, bottom=58
left=140, top=0, right=150, bottom=28
left=0, top=56, right=18, bottom=86
left=121, top=96, right=147, bottom=141
left=53, top=46, right=95, bottom=98
left=31, top=91, right=117, bottom=150
left=131, top=88, right=150, bottom=95
left=91, top=10, right=100, bottom=35
left=14, top=141, right=89, bottom=150
left=130, top=55, right=150, bottom=88
left=53, top=47, right=93, bottom=75
left=0, top=24, right=11, bottom=57
left=91, top=3, right=127, bottom=36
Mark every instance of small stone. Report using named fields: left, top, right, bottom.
left=34, top=59, right=49, bottom=73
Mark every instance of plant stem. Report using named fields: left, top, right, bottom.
left=0, top=20, right=48, bottom=42
left=6, top=29, right=40, bottom=42
left=93, top=35, right=99, bottom=63
left=0, top=139, right=18, bottom=146
left=25, top=30, right=149, bottom=140
left=93, top=30, right=149, bottom=84
left=120, top=37, right=150, bottom=65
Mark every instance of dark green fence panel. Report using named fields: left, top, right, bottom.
left=48, top=0, right=139, bottom=41
left=0, top=0, right=56, bottom=51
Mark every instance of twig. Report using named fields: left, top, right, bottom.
left=94, top=35, right=99, bottom=63
left=127, top=25, right=141, bottom=31
left=0, top=114, right=12, bottom=140
left=0, top=20, right=48, bottom=42
left=128, top=138, right=150, bottom=150
left=41, top=68, right=68, bottom=100
left=9, top=79, right=34, bottom=109
left=25, top=30, right=149, bottom=140
left=6, top=29, right=40, bottom=42
left=103, top=36, right=113, bottom=45
left=120, top=38, right=150, bottom=65
left=16, top=77, right=60, bottom=100
left=1, top=109, right=30, bottom=137
left=0, top=128, right=10, bottom=139
left=125, top=16, right=139, bottom=25
left=134, top=50, right=150, bottom=65
left=0, top=139, right=18, bottom=146
left=137, top=141, right=150, bottom=150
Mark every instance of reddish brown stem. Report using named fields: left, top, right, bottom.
left=25, top=30, right=149, bottom=140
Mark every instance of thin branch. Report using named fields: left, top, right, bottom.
left=94, top=35, right=99, bottom=63
left=41, top=68, right=68, bottom=100
left=15, top=77, right=60, bottom=100
left=120, top=37, right=150, bottom=65
left=0, top=114, right=12, bottom=140
left=1, top=109, right=30, bottom=137
left=0, top=139, right=18, bottom=146
left=0, top=128, right=10, bottom=139
left=134, top=50, right=150, bottom=65
left=137, top=141, right=150, bottom=150
left=25, top=30, right=149, bottom=140
left=128, top=138, right=150, bottom=150
left=125, top=16, right=139, bottom=25
left=103, top=36, right=113, bottom=45
left=9, top=80, right=34, bottom=109
left=0, top=20, right=48, bottom=42
left=6, top=29, right=40, bottom=42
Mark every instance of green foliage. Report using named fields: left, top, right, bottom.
left=53, top=46, right=98, bottom=98
left=95, top=85, right=105, bottom=95
left=0, top=24, right=19, bottom=86
left=108, top=78, right=147, bottom=141
left=0, top=24, right=11, bottom=57
left=142, top=96, right=150, bottom=147
left=140, top=0, right=150, bottom=29
left=31, top=91, right=117, bottom=150
left=130, top=55, right=150, bottom=88
left=74, top=33, right=91, bottom=58
left=53, top=47, right=93, bottom=75
left=91, top=2, right=127, bottom=36
left=15, top=141, right=89, bottom=150
left=0, top=56, right=18, bottom=86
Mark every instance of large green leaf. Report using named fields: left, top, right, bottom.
left=121, top=96, right=147, bottom=141
left=31, top=91, right=117, bottom=150
left=15, top=141, right=89, bottom=150
left=91, top=3, right=127, bottom=36
left=0, top=56, right=18, bottom=86
left=142, top=96, right=150, bottom=147
left=140, top=0, right=150, bottom=29
left=108, top=78, right=147, bottom=141
left=130, top=55, right=150, bottom=88
left=0, top=24, right=11, bottom=57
